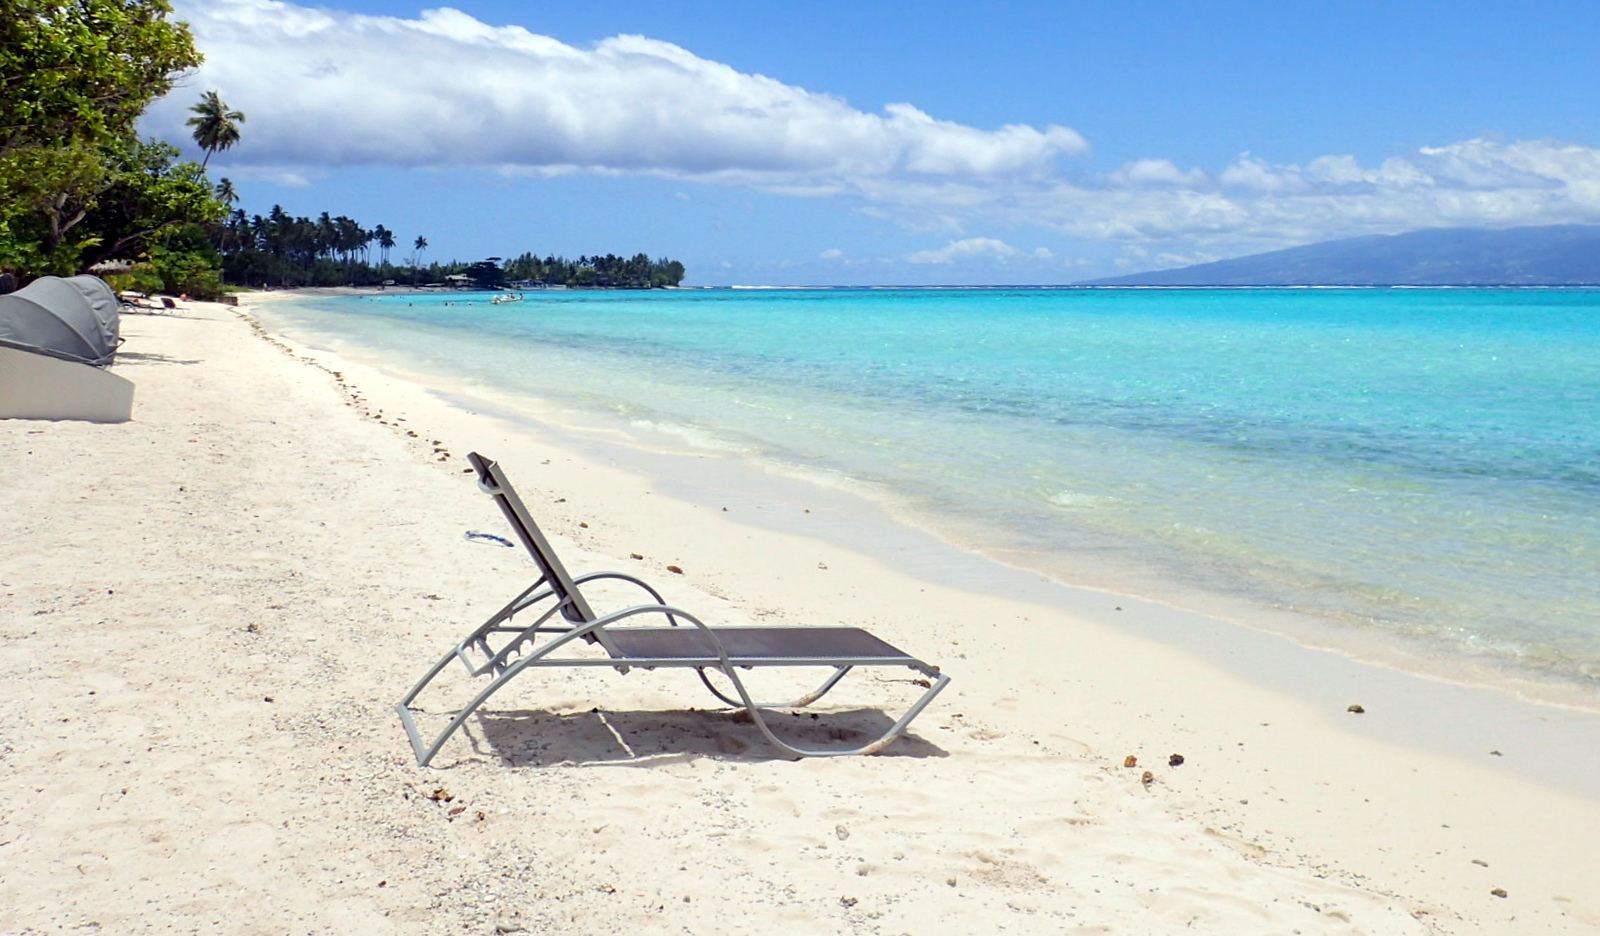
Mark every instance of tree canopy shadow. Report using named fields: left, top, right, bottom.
left=115, top=351, right=201, bottom=365
left=463, top=706, right=947, bottom=767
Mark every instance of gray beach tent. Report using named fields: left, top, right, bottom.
left=0, top=274, right=123, bottom=365
left=0, top=274, right=134, bottom=422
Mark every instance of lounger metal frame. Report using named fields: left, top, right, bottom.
left=396, top=452, right=950, bottom=767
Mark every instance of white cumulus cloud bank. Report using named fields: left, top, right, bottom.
left=145, top=0, right=1086, bottom=180
left=906, top=237, right=1019, bottom=264
left=871, top=138, right=1600, bottom=263
left=145, top=0, right=1600, bottom=265
left=1135, top=139, right=1600, bottom=243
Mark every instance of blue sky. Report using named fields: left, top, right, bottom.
left=142, top=0, right=1600, bottom=284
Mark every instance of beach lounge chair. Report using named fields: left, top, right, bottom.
left=396, top=452, right=950, bottom=767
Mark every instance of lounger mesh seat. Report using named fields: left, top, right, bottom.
left=603, top=626, right=913, bottom=662
left=396, top=452, right=950, bottom=766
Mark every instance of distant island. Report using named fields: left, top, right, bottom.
left=1079, top=224, right=1600, bottom=286
left=215, top=208, right=685, bottom=292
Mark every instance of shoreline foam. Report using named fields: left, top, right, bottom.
left=5, top=293, right=1599, bottom=933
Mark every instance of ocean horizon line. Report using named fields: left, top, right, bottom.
left=712, top=282, right=1600, bottom=290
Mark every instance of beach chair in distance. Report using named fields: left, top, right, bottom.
left=396, top=452, right=950, bottom=767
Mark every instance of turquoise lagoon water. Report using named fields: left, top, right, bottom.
left=259, top=287, right=1600, bottom=691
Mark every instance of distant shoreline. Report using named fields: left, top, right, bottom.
left=236, top=282, right=1600, bottom=296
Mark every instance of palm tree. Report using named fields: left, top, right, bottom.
left=315, top=212, right=334, bottom=259
left=229, top=208, right=249, bottom=251
left=375, top=225, right=395, bottom=267
left=214, top=177, right=238, bottom=209
left=187, top=91, right=245, bottom=167
left=412, top=235, right=428, bottom=268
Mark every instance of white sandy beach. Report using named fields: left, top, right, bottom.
left=3, top=294, right=1599, bottom=935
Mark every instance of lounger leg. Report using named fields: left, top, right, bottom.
left=695, top=665, right=853, bottom=709
left=398, top=648, right=459, bottom=715
left=395, top=658, right=455, bottom=765
left=715, top=665, right=953, bottom=758
left=638, top=607, right=950, bottom=758
left=397, top=624, right=606, bottom=766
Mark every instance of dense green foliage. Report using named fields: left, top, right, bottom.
left=503, top=252, right=686, bottom=288
left=215, top=208, right=686, bottom=289
left=0, top=0, right=201, bottom=156
left=0, top=134, right=223, bottom=286
left=0, top=0, right=221, bottom=290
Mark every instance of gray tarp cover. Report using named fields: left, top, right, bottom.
left=0, top=275, right=122, bottom=366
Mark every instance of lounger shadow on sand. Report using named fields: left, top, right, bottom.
left=396, top=452, right=950, bottom=767
left=467, top=707, right=948, bottom=766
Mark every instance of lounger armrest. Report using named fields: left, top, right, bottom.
left=571, top=571, right=671, bottom=607
left=586, top=604, right=730, bottom=663
left=464, top=601, right=568, bottom=676
left=571, top=572, right=683, bottom=628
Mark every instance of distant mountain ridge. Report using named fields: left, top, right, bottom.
left=1079, top=224, right=1600, bottom=286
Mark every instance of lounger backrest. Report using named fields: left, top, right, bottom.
left=468, top=452, right=605, bottom=638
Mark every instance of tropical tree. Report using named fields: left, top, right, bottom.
left=0, top=1, right=201, bottom=159
left=205, top=209, right=688, bottom=290
left=375, top=225, right=394, bottom=266
left=465, top=258, right=505, bottom=288
left=315, top=212, right=334, bottom=258
left=215, top=177, right=239, bottom=209
left=186, top=91, right=245, bottom=167
left=77, top=138, right=223, bottom=270
left=412, top=235, right=428, bottom=267
left=1, top=0, right=202, bottom=276
left=0, top=142, right=111, bottom=271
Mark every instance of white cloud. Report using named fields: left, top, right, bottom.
left=819, top=248, right=844, bottom=259
left=148, top=0, right=1085, bottom=180
left=1154, top=250, right=1219, bottom=268
left=1107, top=158, right=1208, bottom=189
left=146, top=0, right=1600, bottom=267
left=906, top=237, right=1019, bottom=264
left=1217, top=154, right=1310, bottom=194
left=856, top=138, right=1600, bottom=260
left=226, top=166, right=316, bottom=187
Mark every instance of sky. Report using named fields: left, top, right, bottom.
left=140, top=0, right=1600, bottom=285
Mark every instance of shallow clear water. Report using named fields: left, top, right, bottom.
left=259, top=287, right=1600, bottom=687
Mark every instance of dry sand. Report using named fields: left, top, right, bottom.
left=3, top=295, right=1599, bottom=935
